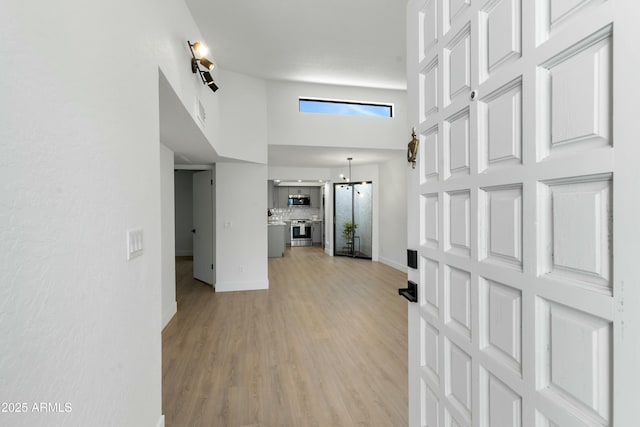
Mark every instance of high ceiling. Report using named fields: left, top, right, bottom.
left=181, top=0, right=408, bottom=168
left=186, top=0, right=407, bottom=90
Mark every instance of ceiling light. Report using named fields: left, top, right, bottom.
left=341, top=157, right=353, bottom=182
left=199, top=57, right=215, bottom=71
left=202, top=72, right=219, bottom=92
left=188, top=40, right=220, bottom=93
left=192, top=41, right=208, bottom=56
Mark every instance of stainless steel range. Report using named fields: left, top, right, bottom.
left=290, top=219, right=312, bottom=247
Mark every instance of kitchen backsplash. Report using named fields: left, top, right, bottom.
left=269, top=207, right=321, bottom=221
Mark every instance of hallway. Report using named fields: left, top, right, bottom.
left=162, top=247, right=408, bottom=426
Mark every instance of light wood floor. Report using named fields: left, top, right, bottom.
left=162, top=247, right=408, bottom=426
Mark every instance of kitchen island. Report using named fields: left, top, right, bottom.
left=268, top=222, right=286, bottom=257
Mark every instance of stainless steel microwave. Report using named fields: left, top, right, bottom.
left=288, top=195, right=311, bottom=206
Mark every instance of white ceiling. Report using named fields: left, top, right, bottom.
left=172, top=0, right=408, bottom=168
left=186, top=0, right=408, bottom=90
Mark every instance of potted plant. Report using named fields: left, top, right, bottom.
left=342, top=221, right=358, bottom=247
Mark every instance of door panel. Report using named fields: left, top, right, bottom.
left=542, top=30, right=612, bottom=158
left=446, top=109, right=471, bottom=176
left=445, top=338, right=472, bottom=422
left=406, top=0, right=636, bottom=426
left=479, top=278, right=521, bottom=373
left=192, top=170, right=214, bottom=285
left=480, top=79, right=522, bottom=170
left=480, top=184, right=522, bottom=268
left=445, top=26, right=472, bottom=106
left=481, top=0, right=521, bottom=78
left=444, top=265, right=471, bottom=340
left=445, top=190, right=470, bottom=257
left=536, top=299, right=611, bottom=423
left=481, top=370, right=522, bottom=427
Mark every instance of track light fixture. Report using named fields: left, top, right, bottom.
left=202, top=71, right=219, bottom=92
left=199, top=57, right=215, bottom=71
left=188, top=40, right=219, bottom=93
left=192, top=41, right=208, bottom=56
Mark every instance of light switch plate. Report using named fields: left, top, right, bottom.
left=127, top=228, right=143, bottom=260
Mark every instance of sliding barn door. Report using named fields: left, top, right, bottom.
left=406, top=0, right=640, bottom=426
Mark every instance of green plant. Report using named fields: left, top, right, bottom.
left=342, top=221, right=358, bottom=243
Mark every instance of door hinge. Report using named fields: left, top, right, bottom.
left=210, top=179, right=213, bottom=185
left=211, top=264, right=214, bottom=270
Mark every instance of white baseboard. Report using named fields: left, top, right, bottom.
left=156, top=414, right=165, bottom=427
left=379, top=256, right=406, bottom=273
left=162, top=301, right=177, bottom=330
left=215, top=279, right=269, bottom=292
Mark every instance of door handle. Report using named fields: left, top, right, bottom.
left=398, top=281, right=418, bottom=303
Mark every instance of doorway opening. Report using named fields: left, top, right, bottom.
left=174, top=168, right=215, bottom=288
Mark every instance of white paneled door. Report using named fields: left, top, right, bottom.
left=193, top=170, right=214, bottom=286
left=406, top=1, right=640, bottom=426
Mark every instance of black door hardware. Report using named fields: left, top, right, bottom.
left=398, top=281, right=418, bottom=303
left=407, top=249, right=418, bottom=269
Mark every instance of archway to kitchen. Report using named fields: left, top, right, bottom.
left=268, top=179, right=327, bottom=256
left=267, top=159, right=389, bottom=263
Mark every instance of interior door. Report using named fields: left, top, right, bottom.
left=406, top=0, right=640, bottom=426
left=192, top=170, right=214, bottom=286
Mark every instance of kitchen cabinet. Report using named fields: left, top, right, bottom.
left=288, top=186, right=321, bottom=207
left=289, top=186, right=306, bottom=196
left=284, top=221, right=291, bottom=246
left=268, top=224, right=285, bottom=257
left=267, top=180, right=274, bottom=208
left=273, top=185, right=321, bottom=208
left=310, top=187, right=321, bottom=208
left=277, top=186, right=289, bottom=208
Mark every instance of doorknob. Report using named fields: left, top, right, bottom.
left=398, top=281, right=418, bottom=303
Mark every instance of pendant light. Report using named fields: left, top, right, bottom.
left=340, top=157, right=352, bottom=183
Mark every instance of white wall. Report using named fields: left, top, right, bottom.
left=378, top=153, right=408, bottom=271
left=215, top=162, right=268, bottom=292
left=161, top=144, right=178, bottom=329
left=0, top=0, right=214, bottom=425
left=267, top=81, right=407, bottom=150
left=174, top=171, right=194, bottom=256
left=215, top=69, right=269, bottom=163
left=268, top=166, right=331, bottom=181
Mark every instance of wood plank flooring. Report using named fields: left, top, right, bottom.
left=162, top=247, right=408, bottom=426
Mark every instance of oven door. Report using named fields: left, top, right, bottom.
left=291, top=224, right=311, bottom=240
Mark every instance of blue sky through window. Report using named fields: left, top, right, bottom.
left=299, top=98, right=392, bottom=117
